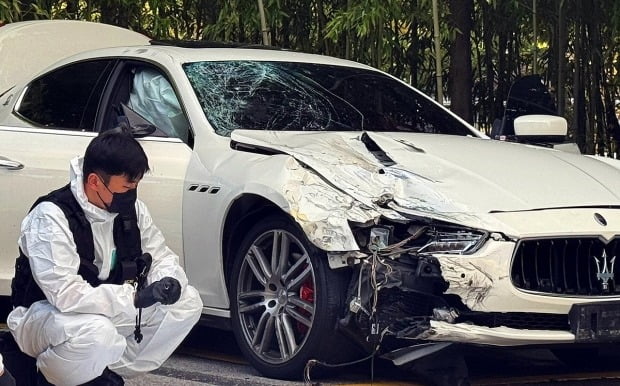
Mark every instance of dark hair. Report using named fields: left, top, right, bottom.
left=83, top=127, right=150, bottom=183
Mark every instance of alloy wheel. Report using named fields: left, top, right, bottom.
left=236, top=229, right=316, bottom=364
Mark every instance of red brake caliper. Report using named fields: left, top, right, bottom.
left=297, top=278, right=314, bottom=335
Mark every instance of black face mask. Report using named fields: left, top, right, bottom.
left=97, top=175, right=138, bottom=214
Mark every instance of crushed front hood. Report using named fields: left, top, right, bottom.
left=231, top=130, right=620, bottom=227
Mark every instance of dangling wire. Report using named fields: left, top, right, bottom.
left=303, top=347, right=380, bottom=385
left=304, top=241, right=390, bottom=385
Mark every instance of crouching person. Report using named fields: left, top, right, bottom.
left=8, top=127, right=203, bottom=385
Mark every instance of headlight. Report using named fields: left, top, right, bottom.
left=361, top=223, right=488, bottom=255
left=417, top=228, right=487, bottom=254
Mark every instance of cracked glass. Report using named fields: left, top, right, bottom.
left=183, top=61, right=471, bottom=137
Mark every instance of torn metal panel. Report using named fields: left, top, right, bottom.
left=382, top=342, right=453, bottom=366
left=230, top=130, right=501, bottom=232
left=415, top=320, right=575, bottom=345
left=435, top=240, right=516, bottom=312
left=226, top=130, right=534, bottom=235
left=206, top=150, right=377, bottom=251
left=281, top=156, right=378, bottom=250
left=439, top=256, right=498, bottom=311
left=231, top=130, right=465, bottom=213
left=231, top=129, right=620, bottom=231
left=366, top=131, right=620, bottom=210
left=327, top=251, right=367, bottom=269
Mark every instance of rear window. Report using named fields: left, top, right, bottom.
left=17, top=60, right=115, bottom=131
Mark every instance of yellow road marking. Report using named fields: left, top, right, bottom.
left=472, top=371, right=620, bottom=385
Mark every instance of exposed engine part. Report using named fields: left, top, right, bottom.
left=338, top=244, right=449, bottom=351
left=383, top=342, right=470, bottom=386
left=337, top=219, right=502, bottom=361
left=433, top=307, right=459, bottom=323
left=327, top=251, right=367, bottom=269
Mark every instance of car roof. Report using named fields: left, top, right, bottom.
left=0, top=20, right=150, bottom=93
left=0, top=20, right=378, bottom=92
left=50, top=43, right=376, bottom=72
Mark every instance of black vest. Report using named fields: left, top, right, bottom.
left=11, top=184, right=142, bottom=308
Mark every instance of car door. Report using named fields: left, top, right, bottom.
left=95, top=60, right=192, bottom=267
left=0, top=59, right=115, bottom=294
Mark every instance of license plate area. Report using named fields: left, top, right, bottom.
left=569, top=301, right=620, bottom=342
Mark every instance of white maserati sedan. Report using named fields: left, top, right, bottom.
left=2, top=20, right=620, bottom=380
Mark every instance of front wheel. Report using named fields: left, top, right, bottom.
left=229, top=215, right=351, bottom=379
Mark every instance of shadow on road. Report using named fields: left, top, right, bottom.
left=180, top=325, right=620, bottom=385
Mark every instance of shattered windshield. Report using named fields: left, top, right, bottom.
left=183, top=61, right=472, bottom=137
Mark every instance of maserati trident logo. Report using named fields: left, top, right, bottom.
left=593, top=250, right=616, bottom=290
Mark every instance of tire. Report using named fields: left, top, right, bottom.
left=229, top=215, right=350, bottom=379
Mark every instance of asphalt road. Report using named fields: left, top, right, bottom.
left=3, top=298, right=620, bottom=385
left=125, top=325, right=620, bottom=386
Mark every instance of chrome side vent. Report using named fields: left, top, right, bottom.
left=187, top=184, right=220, bottom=194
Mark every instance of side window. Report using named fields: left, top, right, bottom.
left=17, top=60, right=115, bottom=131
left=127, top=67, right=191, bottom=144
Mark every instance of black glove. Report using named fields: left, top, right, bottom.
left=134, top=277, right=181, bottom=308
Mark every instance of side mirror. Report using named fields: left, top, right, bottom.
left=117, top=103, right=175, bottom=139
left=513, top=115, right=567, bottom=143
left=120, top=103, right=156, bottom=138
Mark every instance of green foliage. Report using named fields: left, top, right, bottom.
left=0, top=0, right=21, bottom=23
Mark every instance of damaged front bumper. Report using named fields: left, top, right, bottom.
left=332, top=228, right=620, bottom=366
left=416, top=320, right=574, bottom=345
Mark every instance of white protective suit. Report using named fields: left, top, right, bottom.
left=7, top=157, right=203, bottom=385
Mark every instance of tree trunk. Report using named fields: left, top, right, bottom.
left=100, top=0, right=116, bottom=25
left=482, top=1, right=495, bottom=127
left=406, top=4, right=419, bottom=87
left=556, top=0, right=567, bottom=117
left=605, top=33, right=620, bottom=158
left=66, top=0, right=79, bottom=19
left=315, top=0, right=328, bottom=55
left=277, top=0, right=289, bottom=47
left=573, top=2, right=587, bottom=152
left=345, top=0, right=352, bottom=59
left=604, top=81, right=620, bottom=158
left=586, top=0, right=606, bottom=155
left=448, top=0, right=473, bottom=123
left=496, top=30, right=508, bottom=118
left=375, top=13, right=383, bottom=69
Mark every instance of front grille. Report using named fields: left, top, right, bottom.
left=511, top=237, right=620, bottom=295
left=463, top=312, right=569, bottom=331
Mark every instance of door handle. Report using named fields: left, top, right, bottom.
left=0, top=156, right=24, bottom=170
